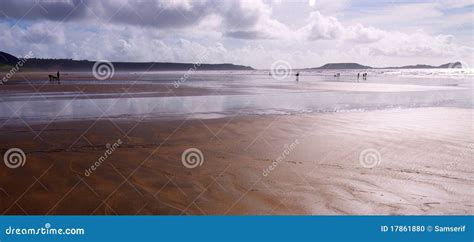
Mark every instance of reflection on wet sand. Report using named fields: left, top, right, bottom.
left=0, top=71, right=472, bottom=215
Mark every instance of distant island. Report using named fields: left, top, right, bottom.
left=304, top=63, right=372, bottom=70
left=0, top=51, right=465, bottom=71
left=0, top=51, right=254, bottom=71
left=302, top=62, right=465, bottom=70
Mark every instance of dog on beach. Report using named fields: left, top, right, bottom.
left=48, top=75, right=58, bottom=81
left=48, top=71, right=60, bottom=84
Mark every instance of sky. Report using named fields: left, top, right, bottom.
left=0, top=0, right=473, bottom=69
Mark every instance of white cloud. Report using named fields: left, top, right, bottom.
left=367, top=31, right=467, bottom=58
left=307, top=0, right=350, bottom=14
left=300, top=12, right=344, bottom=40
left=297, top=11, right=472, bottom=62
left=0, top=0, right=472, bottom=68
left=221, top=0, right=290, bottom=39
left=345, top=24, right=386, bottom=43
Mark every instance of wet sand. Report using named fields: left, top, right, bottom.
left=0, top=71, right=222, bottom=97
left=2, top=71, right=466, bottom=95
left=1, top=107, right=472, bottom=215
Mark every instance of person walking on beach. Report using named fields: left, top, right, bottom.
left=357, top=73, right=360, bottom=80
left=57, top=71, right=61, bottom=84
left=295, top=72, right=300, bottom=82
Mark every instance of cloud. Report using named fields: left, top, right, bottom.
left=98, top=0, right=214, bottom=28
left=301, top=11, right=344, bottom=40
left=0, top=0, right=216, bottom=28
left=221, top=0, right=289, bottom=39
left=367, top=32, right=468, bottom=58
left=439, top=0, right=473, bottom=9
left=298, top=10, right=472, bottom=60
left=0, top=0, right=89, bottom=21
left=307, top=0, right=350, bottom=14
left=225, top=30, right=268, bottom=39
left=347, top=24, right=384, bottom=42
left=0, top=0, right=287, bottom=40
left=0, top=1, right=472, bottom=68
left=299, top=11, right=384, bottom=43
left=345, top=1, right=472, bottom=34
left=22, top=23, right=65, bottom=44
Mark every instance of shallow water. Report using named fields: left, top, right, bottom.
left=0, top=70, right=472, bottom=123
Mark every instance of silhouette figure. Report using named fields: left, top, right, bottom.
left=357, top=73, right=360, bottom=80
left=48, top=71, right=60, bottom=84
left=296, top=72, right=300, bottom=82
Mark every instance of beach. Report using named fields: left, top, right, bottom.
left=0, top=70, right=473, bottom=215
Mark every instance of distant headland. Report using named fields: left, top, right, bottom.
left=0, top=51, right=465, bottom=71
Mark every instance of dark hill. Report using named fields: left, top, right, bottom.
left=302, top=62, right=465, bottom=70
left=0, top=51, right=20, bottom=66
left=0, top=51, right=254, bottom=71
left=384, top=62, right=465, bottom=69
left=304, top=63, right=371, bottom=70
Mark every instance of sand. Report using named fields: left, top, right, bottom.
left=2, top=71, right=464, bottom=96
left=1, top=107, right=472, bottom=215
